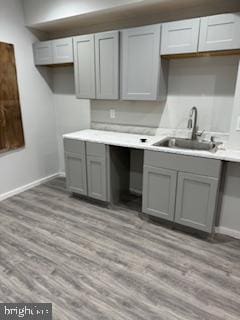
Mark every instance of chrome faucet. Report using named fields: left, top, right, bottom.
left=187, top=106, right=198, bottom=140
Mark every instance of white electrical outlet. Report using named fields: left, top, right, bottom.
left=236, top=116, right=240, bottom=131
left=110, top=109, right=116, bottom=119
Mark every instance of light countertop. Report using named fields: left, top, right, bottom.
left=63, top=129, right=240, bottom=163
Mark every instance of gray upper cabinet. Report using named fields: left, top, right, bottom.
left=64, top=139, right=87, bottom=196
left=33, top=41, right=53, bottom=65
left=121, top=24, right=168, bottom=101
left=175, top=172, right=219, bottom=232
left=198, top=13, right=240, bottom=52
left=142, top=165, right=177, bottom=221
left=33, top=38, right=73, bottom=65
left=161, top=18, right=200, bottom=54
left=95, top=31, right=119, bottom=100
left=86, top=142, right=107, bottom=201
left=52, top=38, right=73, bottom=64
left=73, top=34, right=96, bottom=99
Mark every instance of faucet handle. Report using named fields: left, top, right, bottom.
left=196, top=129, right=205, bottom=137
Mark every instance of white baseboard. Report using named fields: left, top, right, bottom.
left=215, top=226, right=240, bottom=240
left=0, top=173, right=60, bottom=202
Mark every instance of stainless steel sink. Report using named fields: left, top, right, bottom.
left=153, top=137, right=220, bottom=152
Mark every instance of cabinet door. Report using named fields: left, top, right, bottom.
left=33, top=41, right=53, bottom=65
left=121, top=25, right=161, bottom=101
left=199, top=13, right=240, bottom=52
left=87, top=155, right=107, bottom=201
left=95, top=31, right=119, bottom=100
left=65, top=152, right=87, bottom=196
left=175, top=172, right=219, bottom=232
left=161, top=18, right=200, bottom=54
left=73, top=35, right=96, bottom=99
left=142, top=166, right=177, bottom=221
left=52, top=37, right=73, bottom=64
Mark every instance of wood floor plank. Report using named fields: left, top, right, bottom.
left=0, top=177, right=239, bottom=320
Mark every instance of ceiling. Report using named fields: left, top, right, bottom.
left=24, top=0, right=240, bottom=37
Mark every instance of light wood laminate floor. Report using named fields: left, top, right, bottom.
left=0, top=178, right=240, bottom=320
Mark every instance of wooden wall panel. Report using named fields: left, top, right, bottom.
left=0, top=42, right=24, bottom=153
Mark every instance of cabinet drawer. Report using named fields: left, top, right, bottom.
left=144, top=150, right=222, bottom=178
left=86, top=142, right=106, bottom=157
left=63, top=139, right=85, bottom=154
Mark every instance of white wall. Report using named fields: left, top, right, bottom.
left=52, top=66, right=91, bottom=173
left=0, top=0, right=59, bottom=197
left=92, top=56, right=239, bottom=133
left=229, top=60, right=240, bottom=149
left=23, top=0, right=141, bottom=26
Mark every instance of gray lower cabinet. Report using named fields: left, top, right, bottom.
left=175, top=172, right=219, bottom=232
left=64, top=139, right=87, bottom=196
left=86, top=141, right=107, bottom=201
left=142, top=151, right=222, bottom=232
left=87, top=155, right=107, bottom=201
left=64, top=139, right=108, bottom=201
left=142, top=166, right=177, bottom=221
left=65, top=152, right=87, bottom=195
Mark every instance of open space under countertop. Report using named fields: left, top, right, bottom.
left=63, top=129, right=240, bottom=163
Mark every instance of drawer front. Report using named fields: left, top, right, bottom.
left=63, top=139, right=85, bottom=154
left=144, top=150, right=222, bottom=178
left=86, top=141, right=106, bottom=157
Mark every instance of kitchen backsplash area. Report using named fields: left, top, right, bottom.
left=91, top=55, right=239, bottom=137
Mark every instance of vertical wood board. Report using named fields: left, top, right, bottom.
left=0, top=42, right=24, bottom=153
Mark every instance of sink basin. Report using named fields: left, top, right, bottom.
left=153, top=137, right=219, bottom=152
